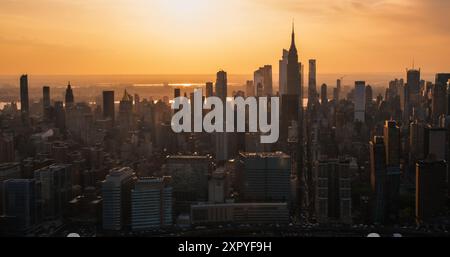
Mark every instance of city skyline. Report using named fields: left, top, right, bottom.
left=0, top=0, right=449, bottom=242
left=0, top=0, right=449, bottom=75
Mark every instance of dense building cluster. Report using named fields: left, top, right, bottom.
left=0, top=27, right=449, bottom=236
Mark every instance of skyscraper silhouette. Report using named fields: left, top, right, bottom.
left=205, top=82, right=213, bottom=97
left=287, top=24, right=301, bottom=96
left=43, top=86, right=51, bottom=121
left=308, top=59, right=317, bottom=107
left=280, top=23, right=304, bottom=215
left=20, top=75, right=29, bottom=115
left=65, top=82, right=74, bottom=106
left=215, top=70, right=228, bottom=162
left=102, top=91, right=115, bottom=124
left=215, top=70, right=227, bottom=101
left=43, top=86, right=50, bottom=108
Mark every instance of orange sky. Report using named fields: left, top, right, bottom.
left=0, top=0, right=448, bottom=75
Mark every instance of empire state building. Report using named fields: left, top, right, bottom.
left=281, top=24, right=303, bottom=142
left=287, top=24, right=301, bottom=96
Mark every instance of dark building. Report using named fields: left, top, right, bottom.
left=432, top=82, right=447, bottom=120
left=237, top=152, right=291, bottom=203
left=320, top=83, right=328, bottom=105
left=102, top=90, right=115, bottom=124
left=286, top=24, right=301, bottom=97
left=370, top=136, right=386, bottom=224
left=424, top=126, right=447, bottom=161
left=205, top=82, right=213, bottom=97
left=366, top=85, right=373, bottom=108
left=54, top=101, right=66, bottom=131
left=435, top=73, right=450, bottom=87
left=416, top=160, right=447, bottom=224
left=435, top=73, right=450, bottom=115
left=384, top=120, right=400, bottom=166
left=34, top=164, right=72, bottom=219
left=245, top=80, right=255, bottom=97
left=174, top=88, right=181, bottom=99
left=2, top=179, right=40, bottom=232
left=215, top=70, right=227, bottom=101
left=43, top=86, right=50, bottom=108
left=102, top=167, right=137, bottom=231
left=119, top=90, right=134, bottom=133
left=0, top=134, right=15, bottom=163
left=281, top=24, right=304, bottom=214
left=383, top=120, right=401, bottom=222
left=405, top=68, right=421, bottom=120
left=20, top=74, right=29, bottom=115
left=215, top=71, right=228, bottom=162
left=65, top=82, right=74, bottom=106
left=43, top=86, right=51, bottom=121
left=314, top=159, right=352, bottom=224
left=308, top=59, right=317, bottom=107
left=281, top=24, right=303, bottom=141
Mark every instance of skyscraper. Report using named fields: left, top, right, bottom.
left=308, top=59, right=317, bottom=106
left=384, top=120, right=400, bottom=167
left=281, top=24, right=303, bottom=213
left=314, top=159, right=352, bottom=224
left=102, top=167, right=137, bottom=231
left=34, top=164, right=72, bottom=219
left=65, top=82, right=74, bottom=106
left=238, top=152, right=291, bottom=202
left=54, top=101, right=66, bottom=131
left=102, top=91, right=115, bottom=124
left=119, top=89, right=134, bottom=133
left=164, top=155, right=212, bottom=213
left=286, top=24, right=301, bottom=96
left=215, top=70, right=228, bottom=162
left=215, top=70, right=227, bottom=101
left=2, top=179, right=40, bottom=232
left=205, top=82, right=213, bottom=97
left=366, top=85, right=373, bottom=108
left=43, top=86, right=51, bottom=121
left=370, top=136, right=386, bottom=224
left=424, top=127, right=447, bottom=161
left=279, top=49, right=289, bottom=96
left=432, top=82, right=447, bottom=120
left=335, top=79, right=341, bottom=102
left=405, top=68, right=421, bottom=120
left=253, top=65, right=273, bottom=96
left=383, top=120, right=401, bottom=222
left=416, top=160, right=447, bottom=225
left=320, top=83, right=328, bottom=105
left=245, top=80, right=255, bottom=97
left=43, top=86, right=50, bottom=108
left=131, top=177, right=173, bottom=231
left=354, top=81, right=366, bottom=122
left=435, top=73, right=450, bottom=115
left=281, top=24, right=302, bottom=138
left=20, top=74, right=29, bottom=115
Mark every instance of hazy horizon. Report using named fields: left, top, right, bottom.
left=0, top=72, right=438, bottom=90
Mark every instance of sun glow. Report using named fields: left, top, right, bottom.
left=158, top=0, right=210, bottom=16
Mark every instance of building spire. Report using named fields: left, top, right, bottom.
left=291, top=19, right=295, bottom=46
left=289, top=20, right=297, bottom=54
